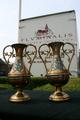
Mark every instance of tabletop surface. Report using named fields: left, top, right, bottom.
left=0, top=89, right=80, bottom=120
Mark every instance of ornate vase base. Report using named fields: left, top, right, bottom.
left=49, top=91, right=70, bottom=102
left=9, top=91, right=31, bottom=102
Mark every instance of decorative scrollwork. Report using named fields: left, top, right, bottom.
left=62, top=42, right=75, bottom=70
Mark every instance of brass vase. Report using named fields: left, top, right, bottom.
left=3, top=43, right=37, bottom=102
left=38, top=42, right=75, bottom=102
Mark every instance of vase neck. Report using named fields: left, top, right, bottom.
left=48, top=42, right=65, bottom=71
left=15, top=47, right=24, bottom=57
left=52, top=45, right=61, bottom=57
left=49, top=42, right=64, bottom=57
left=12, top=44, right=26, bottom=57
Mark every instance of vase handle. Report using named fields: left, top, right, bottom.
left=62, top=42, right=75, bottom=70
left=38, top=44, right=50, bottom=75
left=3, top=45, right=14, bottom=70
left=24, top=44, right=37, bottom=73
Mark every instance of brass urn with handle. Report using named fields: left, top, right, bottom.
left=3, top=43, right=37, bottom=102
left=38, top=42, right=75, bottom=102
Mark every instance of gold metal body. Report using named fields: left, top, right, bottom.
left=3, top=43, right=37, bottom=102
left=38, top=42, right=75, bottom=102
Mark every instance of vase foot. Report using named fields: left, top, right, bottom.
left=49, top=91, right=70, bottom=102
left=9, top=91, right=31, bottom=102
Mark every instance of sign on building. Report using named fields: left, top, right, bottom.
left=18, top=10, right=79, bottom=76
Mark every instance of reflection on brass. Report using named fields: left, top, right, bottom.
left=39, top=42, right=75, bottom=102
left=3, top=43, right=37, bottom=102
